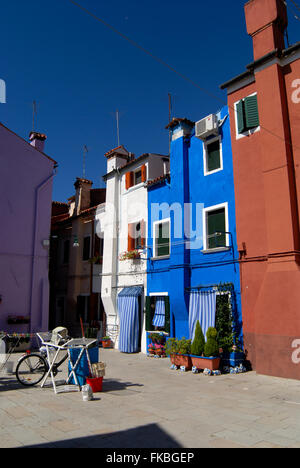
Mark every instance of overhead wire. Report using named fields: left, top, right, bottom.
left=67, top=0, right=300, bottom=154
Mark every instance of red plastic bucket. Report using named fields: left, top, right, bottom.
left=86, top=377, right=103, bottom=392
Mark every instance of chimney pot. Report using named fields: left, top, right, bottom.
left=29, top=132, right=47, bottom=153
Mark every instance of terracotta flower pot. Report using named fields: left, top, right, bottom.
left=102, top=339, right=112, bottom=348
left=171, top=353, right=192, bottom=369
left=190, top=355, right=221, bottom=371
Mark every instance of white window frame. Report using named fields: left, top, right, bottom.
left=153, top=218, right=171, bottom=259
left=203, top=135, right=223, bottom=176
left=234, top=92, right=260, bottom=140
left=149, top=292, right=169, bottom=296
left=202, top=202, right=229, bottom=251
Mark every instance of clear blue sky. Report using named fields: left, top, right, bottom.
left=1, top=0, right=299, bottom=202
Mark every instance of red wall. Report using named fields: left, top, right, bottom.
left=226, top=1, right=300, bottom=378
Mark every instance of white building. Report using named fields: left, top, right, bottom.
left=97, top=145, right=168, bottom=354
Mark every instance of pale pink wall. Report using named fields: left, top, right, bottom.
left=0, top=123, right=56, bottom=334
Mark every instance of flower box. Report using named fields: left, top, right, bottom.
left=119, top=250, right=141, bottom=261
left=190, top=355, right=221, bottom=371
left=170, top=353, right=192, bottom=370
left=7, top=316, right=30, bottom=325
left=102, top=338, right=112, bottom=348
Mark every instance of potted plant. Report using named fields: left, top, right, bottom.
left=119, top=250, right=141, bottom=261
left=165, top=338, right=179, bottom=364
left=221, top=335, right=245, bottom=368
left=174, top=338, right=192, bottom=369
left=102, top=336, right=112, bottom=348
left=148, top=342, right=156, bottom=355
left=190, top=325, right=221, bottom=371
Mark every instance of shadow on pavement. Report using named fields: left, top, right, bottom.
left=0, top=376, right=24, bottom=392
left=23, top=423, right=183, bottom=448
left=102, top=378, right=144, bottom=392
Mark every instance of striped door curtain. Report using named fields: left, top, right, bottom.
left=152, top=297, right=166, bottom=328
left=188, top=290, right=217, bottom=341
left=117, top=287, right=142, bottom=353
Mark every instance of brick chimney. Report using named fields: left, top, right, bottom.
left=74, top=178, right=93, bottom=215
left=245, top=0, right=288, bottom=61
left=29, top=131, right=47, bottom=153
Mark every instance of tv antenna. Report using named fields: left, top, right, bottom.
left=116, top=109, right=120, bottom=146
left=32, top=100, right=37, bottom=131
left=83, top=145, right=89, bottom=178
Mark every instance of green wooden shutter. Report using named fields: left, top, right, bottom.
left=207, top=208, right=226, bottom=249
left=145, top=296, right=152, bottom=331
left=236, top=100, right=246, bottom=134
left=244, top=95, right=259, bottom=129
left=164, top=296, right=170, bottom=334
left=207, top=139, right=221, bottom=172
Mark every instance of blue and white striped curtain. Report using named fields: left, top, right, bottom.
left=189, top=291, right=217, bottom=341
left=117, top=295, right=140, bottom=353
left=152, top=298, right=166, bottom=327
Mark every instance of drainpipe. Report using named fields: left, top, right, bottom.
left=29, top=168, right=57, bottom=334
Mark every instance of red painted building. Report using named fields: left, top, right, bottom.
left=221, top=0, right=300, bottom=379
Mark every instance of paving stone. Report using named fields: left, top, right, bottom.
left=1, top=349, right=300, bottom=448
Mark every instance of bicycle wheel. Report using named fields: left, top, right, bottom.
left=16, top=353, right=48, bottom=387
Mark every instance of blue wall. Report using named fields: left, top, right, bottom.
left=147, top=106, right=242, bottom=343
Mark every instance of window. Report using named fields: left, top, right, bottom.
left=153, top=219, right=170, bottom=258
left=62, top=239, right=70, bottom=264
left=134, top=170, right=142, bottom=185
left=128, top=221, right=145, bottom=251
left=82, top=236, right=91, bottom=261
left=94, top=234, right=103, bottom=264
left=134, top=222, right=142, bottom=250
left=204, top=137, right=223, bottom=175
left=125, top=164, right=147, bottom=190
left=203, top=203, right=229, bottom=251
left=236, top=94, right=260, bottom=137
left=76, top=295, right=90, bottom=323
left=145, top=295, right=170, bottom=334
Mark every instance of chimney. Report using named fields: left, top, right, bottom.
left=245, top=0, right=288, bottom=61
left=162, top=157, right=170, bottom=176
left=29, top=132, right=47, bottom=153
left=104, top=145, right=130, bottom=173
left=74, top=178, right=93, bottom=215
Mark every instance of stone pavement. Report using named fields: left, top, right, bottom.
left=1, top=349, right=300, bottom=448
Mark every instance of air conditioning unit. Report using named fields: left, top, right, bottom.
left=195, top=114, right=219, bottom=140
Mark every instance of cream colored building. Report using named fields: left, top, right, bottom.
left=50, top=178, right=106, bottom=337
left=97, top=146, right=168, bottom=353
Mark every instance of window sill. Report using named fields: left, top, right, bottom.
left=236, top=126, right=260, bottom=140
left=204, top=167, right=223, bottom=176
left=146, top=330, right=169, bottom=336
left=125, top=182, right=146, bottom=194
left=201, top=247, right=230, bottom=254
left=151, top=255, right=170, bottom=261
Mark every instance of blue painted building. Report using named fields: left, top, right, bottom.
left=146, top=107, right=242, bottom=348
